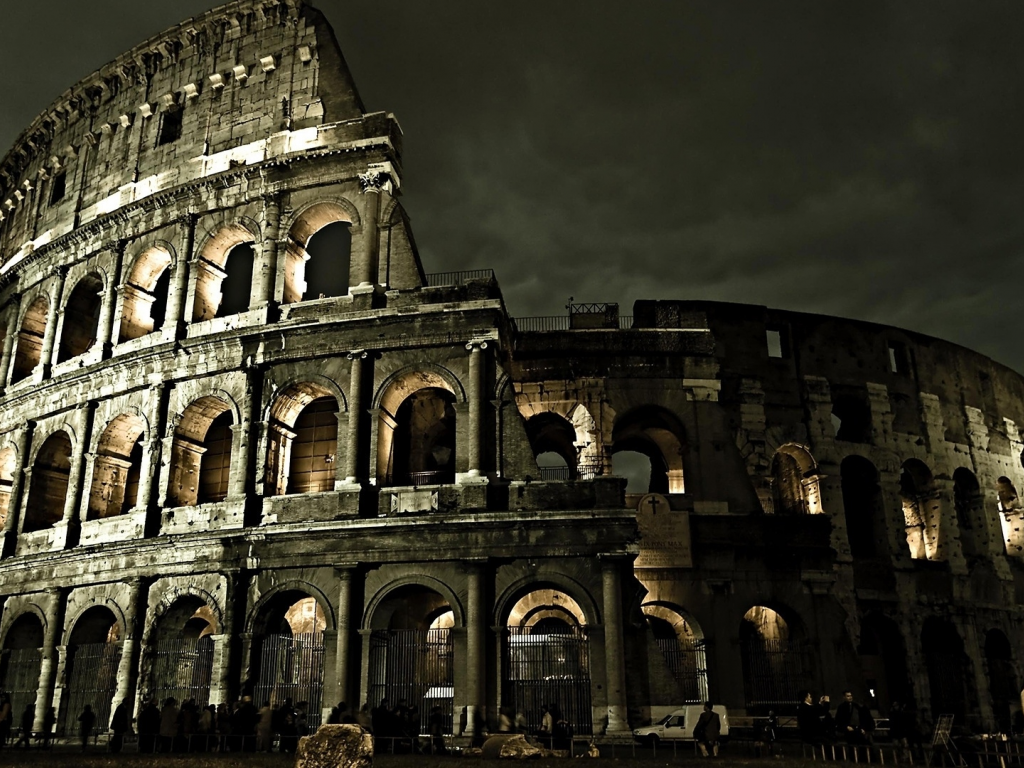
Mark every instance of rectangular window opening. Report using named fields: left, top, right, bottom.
left=49, top=172, right=67, bottom=205
left=888, top=342, right=910, bottom=374
left=157, top=108, right=184, bottom=147
left=766, top=328, right=784, bottom=359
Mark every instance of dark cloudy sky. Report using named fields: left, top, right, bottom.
left=3, top=2, right=1024, bottom=369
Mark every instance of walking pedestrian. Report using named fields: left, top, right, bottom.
left=693, top=701, right=721, bottom=758
left=41, top=706, right=55, bottom=748
left=15, top=703, right=32, bottom=748
left=256, top=701, right=273, bottom=752
left=159, top=697, right=180, bottom=753
left=78, top=704, right=96, bottom=750
left=109, top=701, right=129, bottom=753
left=138, top=698, right=160, bottom=753
left=0, top=693, right=12, bottom=748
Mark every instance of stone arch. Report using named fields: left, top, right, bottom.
left=0, top=610, right=44, bottom=725
left=87, top=413, right=147, bottom=520
left=841, top=454, right=886, bottom=559
left=247, top=580, right=337, bottom=635
left=997, top=476, right=1020, bottom=512
left=266, top=381, right=343, bottom=497
left=146, top=589, right=220, bottom=708
left=493, top=573, right=600, bottom=628
left=63, top=600, right=126, bottom=646
left=118, top=243, right=175, bottom=342
left=192, top=220, right=259, bottom=322
left=768, top=443, right=822, bottom=515
left=985, top=628, right=1017, bottom=732
left=363, top=575, right=465, bottom=631
left=59, top=604, right=122, bottom=735
left=921, top=616, right=973, bottom=721
left=0, top=444, right=15, bottom=531
left=900, top=459, right=940, bottom=560
left=168, top=394, right=235, bottom=507
left=10, top=293, right=49, bottom=384
left=1, top=607, right=46, bottom=648
left=23, top=429, right=73, bottom=532
left=57, top=271, right=104, bottom=363
left=283, top=199, right=360, bottom=304
left=857, top=612, right=912, bottom=712
left=643, top=601, right=709, bottom=703
left=151, top=586, right=223, bottom=634
left=525, top=411, right=577, bottom=480
left=953, top=468, right=985, bottom=557
left=612, top=405, right=686, bottom=494
left=739, top=603, right=814, bottom=710
left=375, top=366, right=464, bottom=487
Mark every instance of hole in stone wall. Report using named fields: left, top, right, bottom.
left=58, top=273, right=103, bottom=362
left=217, top=243, right=255, bottom=317
left=303, top=221, right=351, bottom=299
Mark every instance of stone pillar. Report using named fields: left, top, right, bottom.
left=55, top=402, right=94, bottom=550
left=0, top=302, right=20, bottom=394
left=342, top=352, right=367, bottom=485
left=211, top=571, right=241, bottom=706
left=460, top=342, right=488, bottom=481
left=334, top=567, right=355, bottom=707
left=1, top=422, right=33, bottom=558
left=256, top=196, right=281, bottom=310
left=112, top=578, right=145, bottom=719
left=39, top=268, right=67, bottom=380
left=34, top=587, right=66, bottom=731
left=601, top=559, right=630, bottom=736
left=464, top=562, right=486, bottom=737
left=137, top=384, right=165, bottom=519
left=353, top=171, right=386, bottom=291
left=163, top=216, right=195, bottom=340
left=98, top=243, right=125, bottom=358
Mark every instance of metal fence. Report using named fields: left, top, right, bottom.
left=514, top=315, right=634, bottom=332
left=0, top=647, right=41, bottom=728
left=741, top=638, right=811, bottom=707
left=368, top=628, right=454, bottom=736
left=655, top=637, right=709, bottom=703
left=424, top=270, right=495, bottom=287
left=505, top=626, right=592, bottom=736
left=150, top=635, right=214, bottom=708
left=60, top=641, right=121, bottom=736
left=252, top=632, right=325, bottom=729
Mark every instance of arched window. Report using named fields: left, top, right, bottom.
left=921, top=617, right=972, bottom=721
left=526, top=412, right=577, bottom=481
left=284, top=203, right=355, bottom=304
left=24, top=431, right=73, bottom=532
left=900, top=459, right=938, bottom=560
left=392, top=388, right=456, bottom=486
left=831, top=390, right=872, bottom=443
left=287, top=397, right=339, bottom=494
left=150, top=597, right=216, bottom=709
left=61, top=607, right=120, bottom=737
left=612, top=406, right=685, bottom=494
left=0, top=447, right=15, bottom=531
left=997, top=477, right=1020, bottom=513
left=857, top=613, right=911, bottom=712
left=10, top=296, right=48, bottom=384
left=168, top=397, right=233, bottom=507
left=953, top=468, right=984, bottom=557
left=769, top=444, right=821, bottom=515
left=118, top=247, right=172, bottom=342
left=57, top=272, right=103, bottom=362
left=192, top=225, right=256, bottom=322
left=643, top=604, right=708, bottom=703
left=88, top=415, right=146, bottom=520
left=840, top=456, right=884, bottom=559
left=740, top=606, right=811, bottom=709
left=985, top=629, right=1016, bottom=733
left=0, top=613, right=44, bottom=726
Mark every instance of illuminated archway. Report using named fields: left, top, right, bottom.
left=57, top=272, right=103, bottom=362
left=24, top=431, right=73, bottom=532
left=119, top=246, right=172, bottom=342
left=10, top=295, right=48, bottom=384
left=168, top=396, right=233, bottom=507
left=88, top=414, right=145, bottom=520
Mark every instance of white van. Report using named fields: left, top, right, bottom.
left=632, top=705, right=730, bottom=745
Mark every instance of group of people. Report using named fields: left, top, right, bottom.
left=797, top=689, right=925, bottom=754
left=0, top=695, right=56, bottom=750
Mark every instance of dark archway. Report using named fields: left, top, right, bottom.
left=643, top=604, right=708, bottom=703
left=303, top=221, right=351, bottom=299
left=59, top=606, right=120, bottom=736
left=57, top=272, right=103, bottom=362
left=985, top=629, right=1017, bottom=733
left=921, top=617, right=971, bottom=722
left=953, top=468, right=984, bottom=558
left=391, top=388, right=456, bottom=486
left=612, top=406, right=685, bottom=494
left=148, top=597, right=216, bottom=709
left=11, top=296, right=48, bottom=384
left=841, top=456, right=884, bottom=559
left=525, top=413, right=577, bottom=481
left=739, top=606, right=813, bottom=712
left=858, top=613, right=912, bottom=713
left=0, top=613, right=44, bottom=726
left=24, top=431, right=73, bottom=532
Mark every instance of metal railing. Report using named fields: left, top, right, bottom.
left=514, top=316, right=634, bottom=332
left=424, top=269, right=495, bottom=287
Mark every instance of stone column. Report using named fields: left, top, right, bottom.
left=211, top=571, right=241, bottom=706
left=601, top=559, right=630, bottom=736
left=342, top=352, right=367, bottom=485
left=112, top=578, right=145, bottom=719
left=39, top=268, right=67, bottom=380
left=34, top=587, right=66, bottom=731
left=353, top=171, right=387, bottom=291
left=464, top=562, right=486, bottom=737
left=98, top=243, right=125, bottom=357
left=163, top=216, right=195, bottom=340
left=1, top=422, right=33, bottom=558
left=55, top=402, right=94, bottom=550
left=256, top=196, right=281, bottom=310
left=333, top=567, right=356, bottom=707
left=137, top=384, right=164, bottom=518
left=461, top=342, right=488, bottom=481
left=0, top=302, right=20, bottom=394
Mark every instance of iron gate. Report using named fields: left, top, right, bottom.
left=655, top=637, right=709, bottom=703
left=504, top=626, right=592, bottom=736
left=926, top=652, right=967, bottom=719
left=741, top=638, right=811, bottom=707
left=0, top=647, right=41, bottom=727
left=150, top=634, right=214, bottom=707
left=368, top=628, right=453, bottom=735
left=252, top=633, right=325, bottom=728
left=59, top=642, right=121, bottom=736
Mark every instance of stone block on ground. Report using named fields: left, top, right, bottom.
left=482, top=733, right=545, bottom=759
left=295, top=723, right=373, bottom=768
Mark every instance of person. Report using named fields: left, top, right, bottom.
left=552, top=710, right=573, bottom=751
left=278, top=698, right=297, bottom=753
left=78, top=704, right=96, bottom=750
left=109, top=701, right=129, bottom=753
left=216, top=703, right=231, bottom=752
left=763, top=710, right=779, bottom=757
left=693, top=701, right=721, bottom=758
left=537, top=704, right=554, bottom=748
left=295, top=701, right=308, bottom=742
left=497, top=707, right=513, bottom=733
left=256, top=701, right=273, bottom=752
left=797, top=690, right=831, bottom=746
left=515, top=710, right=528, bottom=734
left=428, top=705, right=447, bottom=754
left=0, top=693, right=12, bottom=748
left=198, top=704, right=215, bottom=752
left=15, top=703, right=33, bottom=748
left=138, top=698, right=161, bottom=753
left=834, top=690, right=874, bottom=745
left=159, top=697, right=180, bottom=753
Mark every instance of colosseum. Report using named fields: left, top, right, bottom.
left=0, top=0, right=1020, bottom=744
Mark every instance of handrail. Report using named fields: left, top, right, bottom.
left=424, top=269, right=495, bottom=287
